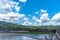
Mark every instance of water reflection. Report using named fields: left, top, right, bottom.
left=0, top=33, right=56, bottom=40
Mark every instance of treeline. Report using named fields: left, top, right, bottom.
left=0, top=25, right=57, bottom=33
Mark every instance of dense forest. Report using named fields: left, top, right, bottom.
left=0, top=21, right=59, bottom=33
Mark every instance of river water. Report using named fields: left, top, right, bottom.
left=0, top=33, right=56, bottom=40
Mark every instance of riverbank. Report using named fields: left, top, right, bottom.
left=0, top=31, right=54, bottom=34
left=19, top=32, right=53, bottom=34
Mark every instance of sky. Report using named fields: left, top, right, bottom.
left=0, top=0, right=60, bottom=26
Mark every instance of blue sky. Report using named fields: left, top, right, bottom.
left=20, top=0, right=60, bottom=17
left=0, top=0, right=60, bottom=26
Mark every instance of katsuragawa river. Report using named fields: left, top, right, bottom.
left=0, top=33, right=56, bottom=40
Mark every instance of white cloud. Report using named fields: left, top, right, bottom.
left=35, top=9, right=47, bottom=15
left=0, top=0, right=25, bottom=23
left=32, top=10, right=60, bottom=26
left=32, top=16, right=37, bottom=20
left=1, top=0, right=20, bottom=13
left=41, top=9, right=47, bottom=13
left=31, top=10, right=60, bottom=26
left=19, top=0, right=27, bottom=2
left=32, top=16, right=42, bottom=25
left=40, top=12, right=60, bottom=26
left=23, top=17, right=32, bottom=26
left=50, top=12, right=60, bottom=25
left=23, top=17, right=29, bottom=21
left=32, top=13, right=50, bottom=26
left=32, top=16, right=42, bottom=23
left=23, top=21, right=32, bottom=26
left=40, top=13, right=49, bottom=22
left=15, top=6, right=20, bottom=12
left=51, top=12, right=60, bottom=21
left=0, top=12, right=25, bottom=22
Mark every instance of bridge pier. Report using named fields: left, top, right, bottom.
left=56, top=28, right=60, bottom=40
